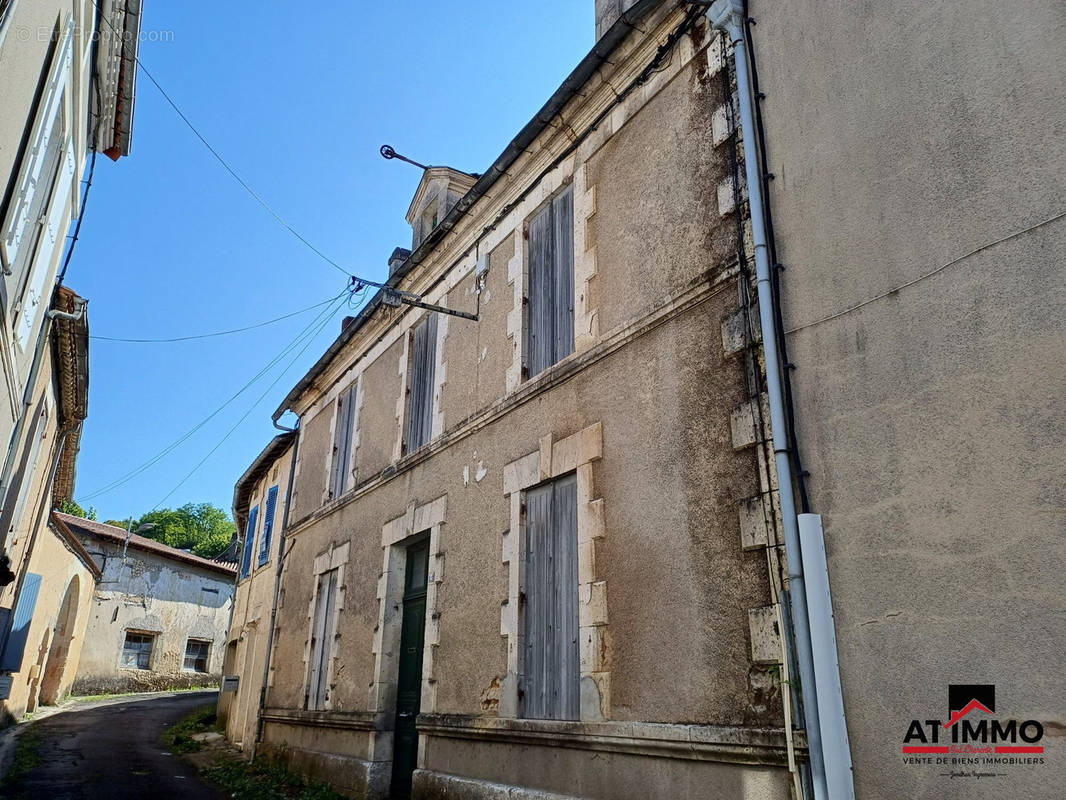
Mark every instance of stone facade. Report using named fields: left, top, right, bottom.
left=239, top=6, right=800, bottom=799
left=218, top=433, right=295, bottom=749
left=58, top=514, right=236, bottom=695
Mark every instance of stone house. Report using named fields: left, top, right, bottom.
left=229, top=3, right=801, bottom=798
left=0, top=286, right=99, bottom=719
left=217, top=432, right=295, bottom=749
left=0, top=0, right=140, bottom=716
left=55, top=513, right=236, bottom=695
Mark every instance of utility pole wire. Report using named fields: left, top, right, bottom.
left=152, top=294, right=348, bottom=509
left=90, top=293, right=342, bottom=343
left=87, top=0, right=359, bottom=280
left=76, top=290, right=349, bottom=503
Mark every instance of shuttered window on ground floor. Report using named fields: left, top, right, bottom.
left=521, top=472, right=579, bottom=720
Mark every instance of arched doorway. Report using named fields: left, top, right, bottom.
left=38, top=576, right=80, bottom=705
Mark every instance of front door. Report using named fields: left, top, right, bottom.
left=390, top=539, right=429, bottom=798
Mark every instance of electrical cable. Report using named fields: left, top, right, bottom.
left=86, top=0, right=361, bottom=280
left=76, top=289, right=350, bottom=503
left=90, top=293, right=342, bottom=343
left=151, top=292, right=346, bottom=509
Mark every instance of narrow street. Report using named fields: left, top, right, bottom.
left=1, top=692, right=224, bottom=799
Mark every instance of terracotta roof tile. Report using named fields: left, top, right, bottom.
left=53, top=512, right=237, bottom=576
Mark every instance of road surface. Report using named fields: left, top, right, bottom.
left=1, top=691, right=225, bottom=799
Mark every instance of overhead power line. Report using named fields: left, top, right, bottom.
left=90, top=293, right=341, bottom=343
left=87, top=0, right=357, bottom=279
left=151, top=290, right=347, bottom=509
left=76, top=289, right=350, bottom=504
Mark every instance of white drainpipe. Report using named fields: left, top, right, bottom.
left=706, top=2, right=853, bottom=798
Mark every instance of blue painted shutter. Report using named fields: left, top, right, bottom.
left=258, top=486, right=278, bottom=566
left=241, top=505, right=259, bottom=578
left=1, top=573, right=42, bottom=672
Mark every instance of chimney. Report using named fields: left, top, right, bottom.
left=389, top=247, right=412, bottom=277
left=596, top=0, right=640, bottom=40
left=342, top=316, right=356, bottom=332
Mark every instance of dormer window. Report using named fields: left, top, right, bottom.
left=406, top=167, right=477, bottom=248
left=421, top=198, right=439, bottom=237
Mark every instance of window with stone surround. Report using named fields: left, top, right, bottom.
left=521, top=472, right=579, bottom=720
left=404, top=314, right=437, bottom=454
left=526, top=185, right=575, bottom=377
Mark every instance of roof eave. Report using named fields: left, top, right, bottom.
left=272, top=0, right=665, bottom=421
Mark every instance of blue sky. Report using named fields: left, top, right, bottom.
left=69, top=1, right=593, bottom=521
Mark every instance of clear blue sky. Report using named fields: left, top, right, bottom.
left=70, top=1, right=593, bottom=521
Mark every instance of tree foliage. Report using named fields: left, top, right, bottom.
left=103, top=503, right=235, bottom=559
left=57, top=498, right=97, bottom=520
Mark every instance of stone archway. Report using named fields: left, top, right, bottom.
left=38, top=576, right=80, bottom=705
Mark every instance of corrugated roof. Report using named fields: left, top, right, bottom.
left=53, top=512, right=237, bottom=576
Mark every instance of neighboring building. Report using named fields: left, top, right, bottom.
left=234, top=4, right=802, bottom=799
left=0, top=0, right=141, bottom=714
left=217, top=432, right=295, bottom=749
left=0, top=286, right=99, bottom=720
left=743, top=0, right=1065, bottom=798
left=54, top=512, right=236, bottom=695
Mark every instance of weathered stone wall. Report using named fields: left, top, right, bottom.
left=73, top=540, right=233, bottom=692
left=258, top=8, right=792, bottom=798
left=221, top=442, right=294, bottom=747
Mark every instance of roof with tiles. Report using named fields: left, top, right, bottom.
left=53, top=512, right=237, bottom=577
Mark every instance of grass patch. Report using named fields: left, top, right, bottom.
left=161, top=705, right=217, bottom=753
left=2, top=729, right=43, bottom=786
left=203, top=754, right=344, bottom=800
left=163, top=705, right=343, bottom=798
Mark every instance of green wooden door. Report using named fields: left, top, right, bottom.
left=390, top=539, right=429, bottom=798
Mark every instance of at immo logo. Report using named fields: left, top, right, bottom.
left=902, top=684, right=1044, bottom=754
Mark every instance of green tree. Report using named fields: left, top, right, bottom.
left=57, top=498, right=98, bottom=520
left=107, top=503, right=235, bottom=559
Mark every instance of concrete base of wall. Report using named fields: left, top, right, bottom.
left=262, top=743, right=391, bottom=800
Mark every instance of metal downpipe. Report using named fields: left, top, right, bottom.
left=706, top=2, right=828, bottom=797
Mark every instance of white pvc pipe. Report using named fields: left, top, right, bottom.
left=706, top=2, right=829, bottom=797
left=799, top=513, right=855, bottom=799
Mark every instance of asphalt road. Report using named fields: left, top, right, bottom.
left=1, top=691, right=226, bottom=799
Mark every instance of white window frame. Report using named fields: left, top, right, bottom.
left=0, top=18, right=76, bottom=349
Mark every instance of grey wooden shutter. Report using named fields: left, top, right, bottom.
left=330, top=384, right=357, bottom=499
left=527, top=203, right=554, bottom=376
left=521, top=473, right=579, bottom=720
left=406, top=315, right=437, bottom=452
left=308, top=568, right=338, bottom=710
left=552, top=186, right=575, bottom=363
left=527, top=186, right=574, bottom=378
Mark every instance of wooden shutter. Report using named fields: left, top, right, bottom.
left=258, top=486, right=278, bottom=566
left=527, top=202, right=554, bottom=376
left=526, top=186, right=575, bottom=377
left=552, top=186, right=575, bottom=363
left=308, top=568, right=338, bottom=710
left=0, top=573, right=42, bottom=672
left=521, top=473, right=579, bottom=720
left=240, top=505, right=258, bottom=578
left=1, top=19, right=73, bottom=285
left=406, top=315, right=437, bottom=452
left=330, top=384, right=356, bottom=499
